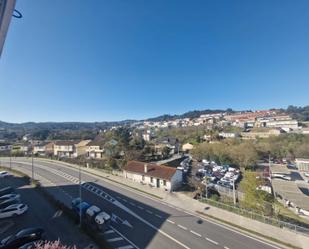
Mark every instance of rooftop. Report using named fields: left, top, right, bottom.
left=123, top=160, right=177, bottom=181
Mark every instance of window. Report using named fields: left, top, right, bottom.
left=163, top=180, right=166, bottom=186
left=150, top=177, right=153, bottom=183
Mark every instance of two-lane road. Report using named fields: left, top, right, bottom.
left=0, top=157, right=282, bottom=249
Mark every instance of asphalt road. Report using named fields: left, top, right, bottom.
left=0, top=174, right=94, bottom=248
left=0, top=158, right=283, bottom=249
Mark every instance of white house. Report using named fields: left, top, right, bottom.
left=123, top=161, right=183, bottom=192
left=86, top=141, right=104, bottom=159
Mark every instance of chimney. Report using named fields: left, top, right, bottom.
left=144, top=164, right=148, bottom=173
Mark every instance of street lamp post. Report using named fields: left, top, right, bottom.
left=9, top=152, right=12, bottom=170
left=31, top=152, right=34, bottom=180
left=232, top=178, right=236, bottom=205
left=79, top=163, right=82, bottom=227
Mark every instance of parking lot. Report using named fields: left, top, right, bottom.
left=0, top=173, right=95, bottom=248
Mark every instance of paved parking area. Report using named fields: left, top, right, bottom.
left=0, top=175, right=96, bottom=249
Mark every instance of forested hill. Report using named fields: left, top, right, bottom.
left=146, top=108, right=235, bottom=122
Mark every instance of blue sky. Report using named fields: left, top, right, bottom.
left=0, top=0, right=309, bottom=123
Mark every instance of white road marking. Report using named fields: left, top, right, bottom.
left=107, top=237, right=124, bottom=242
left=206, top=237, right=218, bottom=245
left=130, top=202, right=136, bottom=206
left=167, top=219, right=175, bottom=224
left=190, top=230, right=201, bottom=237
left=224, top=246, right=230, bottom=249
left=155, top=214, right=162, bottom=218
left=122, top=199, right=127, bottom=202
left=137, top=206, right=144, bottom=210
left=117, top=246, right=134, bottom=249
left=146, top=210, right=153, bottom=214
left=110, top=226, right=140, bottom=249
left=104, top=230, right=115, bottom=234
left=177, top=224, right=187, bottom=230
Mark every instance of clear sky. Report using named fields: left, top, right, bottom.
left=0, top=0, right=308, bottom=123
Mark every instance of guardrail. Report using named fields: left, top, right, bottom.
left=201, top=198, right=309, bottom=236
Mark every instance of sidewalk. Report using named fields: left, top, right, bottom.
left=36, top=158, right=309, bottom=248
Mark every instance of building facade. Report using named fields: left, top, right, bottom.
left=123, top=161, right=183, bottom=192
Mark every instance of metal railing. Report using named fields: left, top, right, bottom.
left=201, top=198, right=309, bottom=236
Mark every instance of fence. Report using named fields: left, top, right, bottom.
left=201, top=198, right=309, bottom=236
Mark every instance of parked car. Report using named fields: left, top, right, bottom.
left=95, top=211, right=111, bottom=230
left=0, top=172, right=10, bottom=178
left=0, top=187, right=14, bottom=197
left=86, top=205, right=101, bottom=224
left=0, top=227, right=44, bottom=249
left=0, top=194, right=20, bottom=202
left=0, top=199, right=20, bottom=210
left=304, top=172, right=309, bottom=177
left=72, top=201, right=90, bottom=217
left=0, top=204, right=28, bottom=219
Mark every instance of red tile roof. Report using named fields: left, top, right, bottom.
left=124, top=161, right=177, bottom=181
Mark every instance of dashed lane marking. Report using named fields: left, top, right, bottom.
left=190, top=230, right=201, bottom=237
left=167, top=219, right=175, bottom=224
left=177, top=224, right=187, bottom=230
left=146, top=210, right=153, bottom=214
left=155, top=214, right=162, bottom=218
left=104, top=230, right=115, bottom=234
left=224, top=247, right=230, bottom=249
left=137, top=206, right=143, bottom=210
left=206, top=238, right=218, bottom=245
left=129, top=202, right=136, bottom=206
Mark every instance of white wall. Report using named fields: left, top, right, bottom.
left=124, top=171, right=172, bottom=191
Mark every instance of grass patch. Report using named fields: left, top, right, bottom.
left=196, top=211, right=302, bottom=249
left=274, top=201, right=309, bottom=225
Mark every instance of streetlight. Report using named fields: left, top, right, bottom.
left=79, top=163, right=82, bottom=227
left=232, top=178, right=236, bottom=205
left=31, top=152, right=34, bottom=180
left=9, top=151, right=12, bottom=170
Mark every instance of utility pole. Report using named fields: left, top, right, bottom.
left=204, top=176, right=208, bottom=200
left=9, top=151, right=12, bottom=170
left=232, top=178, right=236, bottom=205
left=31, top=152, right=34, bottom=180
left=79, top=163, right=82, bottom=227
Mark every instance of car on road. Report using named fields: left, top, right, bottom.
left=0, top=204, right=28, bottom=219
left=0, top=194, right=20, bottom=202
left=0, top=227, right=44, bottom=249
left=0, top=172, right=10, bottom=178
left=0, top=187, right=14, bottom=197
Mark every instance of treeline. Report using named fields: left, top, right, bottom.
left=192, top=134, right=309, bottom=169
left=147, top=108, right=234, bottom=122
left=283, top=105, right=309, bottom=121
